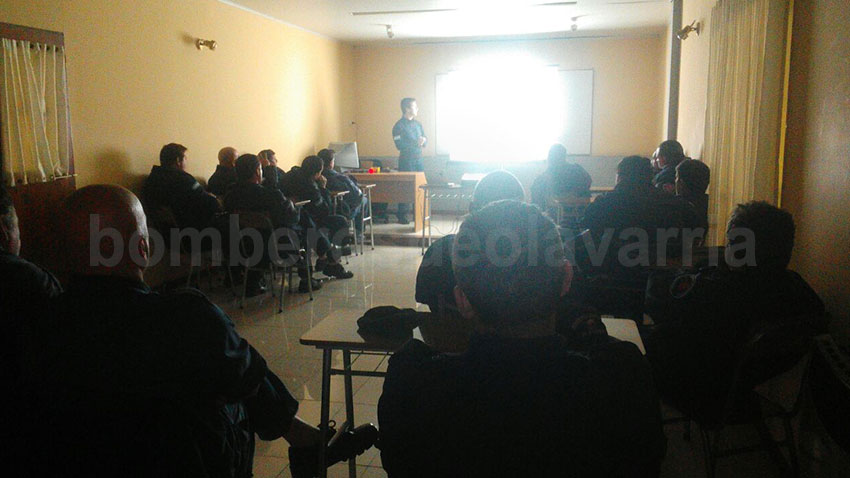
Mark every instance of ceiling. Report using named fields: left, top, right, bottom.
left=222, top=0, right=672, bottom=43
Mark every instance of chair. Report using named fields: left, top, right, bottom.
left=548, top=194, right=590, bottom=230
left=670, top=314, right=824, bottom=478
left=231, top=210, right=314, bottom=311
left=354, top=184, right=376, bottom=255
left=145, top=205, right=221, bottom=291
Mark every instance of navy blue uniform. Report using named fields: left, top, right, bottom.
left=143, top=165, right=221, bottom=230
left=21, top=276, right=299, bottom=477
left=379, top=334, right=665, bottom=477
left=652, top=165, right=676, bottom=194
left=392, top=117, right=426, bottom=220
left=644, top=267, right=826, bottom=422
left=208, top=165, right=238, bottom=197
left=323, top=169, right=367, bottom=232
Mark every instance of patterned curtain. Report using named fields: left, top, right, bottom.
left=703, top=0, right=774, bottom=244
left=1, top=38, right=72, bottom=186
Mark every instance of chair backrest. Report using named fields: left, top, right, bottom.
left=718, top=314, right=824, bottom=422
left=230, top=210, right=274, bottom=267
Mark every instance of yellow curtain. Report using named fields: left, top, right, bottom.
left=703, top=0, right=773, bottom=244
left=1, top=38, right=72, bottom=186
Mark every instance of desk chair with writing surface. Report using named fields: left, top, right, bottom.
left=663, top=313, right=826, bottom=478
left=230, top=210, right=314, bottom=310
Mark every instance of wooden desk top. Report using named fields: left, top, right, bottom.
left=349, top=172, right=426, bottom=182
left=301, top=312, right=643, bottom=355
left=601, top=318, right=645, bottom=354
left=300, top=310, right=423, bottom=352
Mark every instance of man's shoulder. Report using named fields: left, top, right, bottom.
left=0, top=254, right=61, bottom=297
left=160, top=287, right=233, bottom=327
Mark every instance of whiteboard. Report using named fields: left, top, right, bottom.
left=434, top=69, right=593, bottom=161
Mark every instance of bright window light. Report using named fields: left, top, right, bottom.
left=436, top=55, right=565, bottom=165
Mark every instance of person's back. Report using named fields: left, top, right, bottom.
left=531, top=144, right=591, bottom=209
left=645, top=201, right=826, bottom=422
left=24, top=277, right=265, bottom=476
left=675, top=159, right=711, bottom=237
left=208, top=147, right=239, bottom=197
left=224, top=154, right=299, bottom=228
left=580, top=156, right=697, bottom=254
left=380, top=200, right=664, bottom=477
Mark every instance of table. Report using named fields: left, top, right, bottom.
left=300, top=311, right=423, bottom=478
left=349, top=172, right=427, bottom=232
left=420, top=183, right=475, bottom=255
left=601, top=317, right=646, bottom=354
left=300, top=312, right=644, bottom=477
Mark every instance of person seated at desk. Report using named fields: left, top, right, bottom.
left=142, top=142, right=221, bottom=230
left=530, top=143, right=592, bottom=209
left=380, top=200, right=665, bottom=477
left=675, top=159, right=711, bottom=242
left=208, top=146, right=238, bottom=197
left=643, top=201, right=826, bottom=423
left=20, top=185, right=377, bottom=478
left=416, top=171, right=525, bottom=352
left=318, top=148, right=367, bottom=238
left=579, top=155, right=699, bottom=266
left=225, top=153, right=317, bottom=295
left=258, top=149, right=287, bottom=191
left=0, top=183, right=62, bottom=469
left=280, top=156, right=353, bottom=279
left=651, top=140, right=686, bottom=194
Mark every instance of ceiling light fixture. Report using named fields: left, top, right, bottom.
left=677, top=20, right=701, bottom=40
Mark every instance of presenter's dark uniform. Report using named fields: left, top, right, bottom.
left=392, top=117, right=426, bottom=222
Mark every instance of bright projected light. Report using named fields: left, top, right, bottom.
left=436, top=56, right=565, bottom=165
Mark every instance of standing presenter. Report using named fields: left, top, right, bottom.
left=392, top=97, right=426, bottom=224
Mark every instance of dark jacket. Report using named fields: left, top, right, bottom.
left=0, top=253, right=62, bottom=382
left=379, top=333, right=665, bottom=477
left=280, top=167, right=333, bottom=220
left=652, top=165, right=676, bottom=194
left=531, top=163, right=592, bottom=208
left=21, top=275, right=298, bottom=478
left=581, top=183, right=698, bottom=240
left=0, top=252, right=62, bottom=468
left=224, top=181, right=299, bottom=228
left=644, top=267, right=826, bottom=422
left=392, top=117, right=425, bottom=159
left=323, top=168, right=362, bottom=210
left=208, top=165, right=238, bottom=197
left=681, top=192, right=709, bottom=237
left=142, top=165, right=221, bottom=230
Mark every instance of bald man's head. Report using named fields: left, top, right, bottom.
left=63, top=185, right=149, bottom=281
left=218, top=147, right=238, bottom=168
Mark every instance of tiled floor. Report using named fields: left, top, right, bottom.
left=203, top=246, right=850, bottom=478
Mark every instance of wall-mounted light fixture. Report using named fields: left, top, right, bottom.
left=677, top=21, right=701, bottom=40
left=385, top=24, right=394, bottom=39
left=196, top=38, right=217, bottom=50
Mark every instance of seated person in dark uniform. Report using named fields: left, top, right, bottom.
left=415, top=170, right=525, bottom=353
left=579, top=155, right=699, bottom=265
left=675, top=159, right=711, bottom=242
left=651, top=140, right=685, bottom=194
left=644, top=201, right=826, bottom=423
left=318, top=148, right=368, bottom=237
left=224, top=154, right=319, bottom=295
left=0, top=183, right=62, bottom=469
left=20, top=185, right=376, bottom=478
left=207, top=146, right=239, bottom=197
left=142, top=142, right=221, bottom=230
left=281, top=156, right=353, bottom=279
left=380, top=200, right=665, bottom=478
left=258, top=149, right=287, bottom=191
left=530, top=143, right=592, bottom=210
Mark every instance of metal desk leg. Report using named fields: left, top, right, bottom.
left=319, top=349, right=332, bottom=478
left=343, top=350, right=356, bottom=477
left=421, top=192, right=429, bottom=255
